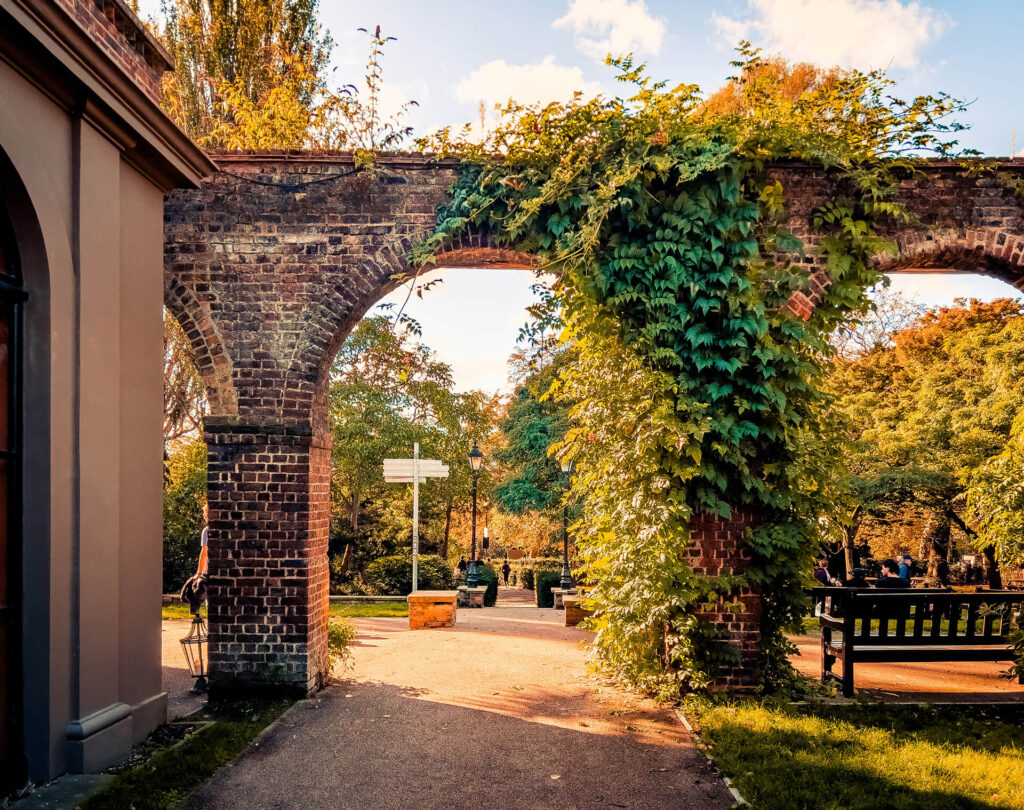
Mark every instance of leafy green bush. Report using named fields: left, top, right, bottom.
left=327, top=616, right=356, bottom=674
left=509, top=558, right=560, bottom=590
left=535, top=570, right=561, bottom=608
left=364, top=554, right=455, bottom=595
left=475, top=563, right=498, bottom=606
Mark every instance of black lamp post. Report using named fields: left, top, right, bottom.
left=180, top=611, right=209, bottom=694
left=467, top=442, right=484, bottom=588
left=559, top=456, right=574, bottom=590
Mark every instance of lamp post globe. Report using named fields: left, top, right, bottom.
left=467, top=442, right=484, bottom=588
left=559, top=456, right=574, bottom=590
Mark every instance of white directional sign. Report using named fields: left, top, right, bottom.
left=382, top=444, right=449, bottom=591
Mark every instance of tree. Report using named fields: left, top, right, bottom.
left=493, top=352, right=570, bottom=515
left=156, top=0, right=330, bottom=142
left=163, top=436, right=207, bottom=591
left=827, top=298, right=1024, bottom=584
left=327, top=317, right=500, bottom=579
left=163, top=309, right=206, bottom=444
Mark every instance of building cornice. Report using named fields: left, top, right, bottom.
left=0, top=0, right=214, bottom=190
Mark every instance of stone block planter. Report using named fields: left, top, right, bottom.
left=408, top=591, right=459, bottom=629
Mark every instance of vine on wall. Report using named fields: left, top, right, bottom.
left=415, top=49, right=970, bottom=693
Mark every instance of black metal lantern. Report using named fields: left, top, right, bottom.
left=180, top=613, right=209, bottom=693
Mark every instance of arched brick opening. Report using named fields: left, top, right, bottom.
left=786, top=225, right=1024, bottom=320
left=164, top=154, right=1024, bottom=695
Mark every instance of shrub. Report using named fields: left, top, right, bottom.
left=364, top=554, right=455, bottom=595
left=327, top=616, right=356, bottom=675
left=456, top=563, right=499, bottom=606
left=535, top=570, right=561, bottom=608
left=475, top=563, right=498, bottom=606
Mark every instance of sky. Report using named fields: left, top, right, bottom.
left=142, top=0, right=1024, bottom=391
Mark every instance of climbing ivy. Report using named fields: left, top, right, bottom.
left=414, top=49, right=970, bottom=693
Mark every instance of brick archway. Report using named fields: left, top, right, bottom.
left=164, top=153, right=1024, bottom=694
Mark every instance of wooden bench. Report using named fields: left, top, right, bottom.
left=812, top=587, right=1024, bottom=697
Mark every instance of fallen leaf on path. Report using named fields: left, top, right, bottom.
left=550, top=775, right=560, bottom=780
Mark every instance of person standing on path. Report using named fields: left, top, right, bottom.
left=457, top=556, right=467, bottom=576
left=196, top=502, right=209, bottom=577
left=501, top=560, right=510, bottom=587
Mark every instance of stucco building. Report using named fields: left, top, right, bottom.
left=0, top=0, right=211, bottom=787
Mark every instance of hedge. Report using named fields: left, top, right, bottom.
left=535, top=570, right=562, bottom=608
left=364, top=554, right=455, bottom=595
left=458, top=562, right=498, bottom=606
left=505, top=557, right=562, bottom=590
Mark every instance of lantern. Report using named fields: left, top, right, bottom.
left=180, top=612, right=209, bottom=693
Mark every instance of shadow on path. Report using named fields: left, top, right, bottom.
left=185, top=681, right=729, bottom=810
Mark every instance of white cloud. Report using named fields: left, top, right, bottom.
left=712, top=0, right=948, bottom=70
left=554, top=0, right=666, bottom=61
left=455, top=56, right=604, bottom=108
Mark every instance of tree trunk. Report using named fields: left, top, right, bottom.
left=339, top=543, right=352, bottom=575
left=982, top=544, right=1002, bottom=589
left=922, top=510, right=951, bottom=584
left=349, top=490, right=360, bottom=531
left=441, top=502, right=453, bottom=560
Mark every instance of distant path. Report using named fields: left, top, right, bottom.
left=185, top=591, right=731, bottom=809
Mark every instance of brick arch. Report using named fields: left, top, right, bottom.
left=163, top=153, right=1024, bottom=697
left=163, top=280, right=238, bottom=415
left=307, top=232, right=541, bottom=432
left=785, top=225, right=1024, bottom=320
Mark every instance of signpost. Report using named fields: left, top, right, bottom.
left=382, top=443, right=449, bottom=591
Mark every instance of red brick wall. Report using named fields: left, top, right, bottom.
left=56, top=0, right=169, bottom=102
left=204, top=423, right=330, bottom=692
left=686, top=511, right=761, bottom=691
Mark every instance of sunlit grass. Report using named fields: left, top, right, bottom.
left=330, top=600, right=408, bottom=618
left=686, top=698, right=1024, bottom=809
left=162, top=601, right=406, bottom=620
left=162, top=603, right=205, bottom=620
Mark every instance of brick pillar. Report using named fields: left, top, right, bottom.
left=204, top=420, right=331, bottom=695
left=686, top=510, right=761, bottom=691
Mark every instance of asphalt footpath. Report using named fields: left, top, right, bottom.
left=184, top=589, right=732, bottom=810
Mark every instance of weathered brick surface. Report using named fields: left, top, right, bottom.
left=56, top=0, right=171, bottom=102
left=686, top=510, right=761, bottom=692
left=164, top=153, right=1024, bottom=693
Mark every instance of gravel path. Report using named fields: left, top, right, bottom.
left=184, top=589, right=731, bottom=810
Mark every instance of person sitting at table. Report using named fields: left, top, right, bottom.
left=813, top=557, right=834, bottom=586
left=898, top=553, right=913, bottom=582
left=844, top=567, right=869, bottom=588
left=876, top=559, right=911, bottom=588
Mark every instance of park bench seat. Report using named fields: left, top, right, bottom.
left=812, top=587, right=1024, bottom=697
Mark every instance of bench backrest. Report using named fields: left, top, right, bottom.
left=813, top=587, right=1024, bottom=646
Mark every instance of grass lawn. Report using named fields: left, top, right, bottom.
left=330, top=600, right=408, bottom=618
left=162, top=601, right=406, bottom=620
left=162, top=603, right=205, bottom=620
left=685, top=698, right=1024, bottom=809
left=82, top=697, right=292, bottom=810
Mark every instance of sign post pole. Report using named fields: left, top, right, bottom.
left=412, top=442, right=419, bottom=592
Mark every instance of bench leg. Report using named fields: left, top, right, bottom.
left=842, top=652, right=855, bottom=698
left=821, top=629, right=835, bottom=684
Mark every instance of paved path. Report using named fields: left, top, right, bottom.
left=184, top=590, right=731, bottom=810
left=162, top=618, right=206, bottom=719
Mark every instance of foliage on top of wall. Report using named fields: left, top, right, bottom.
left=414, top=47, right=971, bottom=694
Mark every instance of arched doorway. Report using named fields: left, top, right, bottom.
left=0, top=189, right=25, bottom=792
